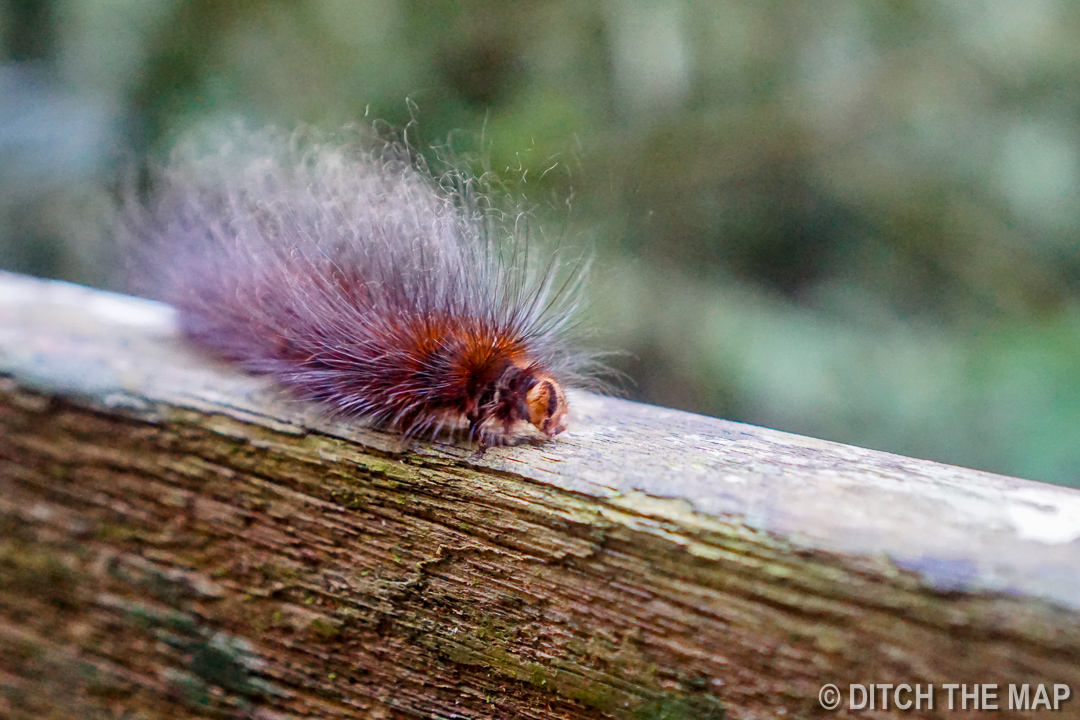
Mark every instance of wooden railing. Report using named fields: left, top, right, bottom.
left=1, top=270, right=1078, bottom=719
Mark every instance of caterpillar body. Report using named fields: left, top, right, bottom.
left=123, top=129, right=593, bottom=446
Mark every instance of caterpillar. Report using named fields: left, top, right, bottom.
left=121, top=127, right=596, bottom=447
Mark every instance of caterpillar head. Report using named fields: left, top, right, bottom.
left=481, top=363, right=570, bottom=442
left=525, top=376, right=568, bottom=437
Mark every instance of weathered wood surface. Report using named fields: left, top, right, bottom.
left=1, top=268, right=1078, bottom=720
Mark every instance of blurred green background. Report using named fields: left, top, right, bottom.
left=2, top=0, right=1079, bottom=486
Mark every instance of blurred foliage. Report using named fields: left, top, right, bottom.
left=1, top=0, right=1079, bottom=485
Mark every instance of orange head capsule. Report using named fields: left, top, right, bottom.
left=472, top=362, right=570, bottom=443
left=526, top=376, right=568, bottom=437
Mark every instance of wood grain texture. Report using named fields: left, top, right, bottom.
left=1, top=270, right=1078, bottom=720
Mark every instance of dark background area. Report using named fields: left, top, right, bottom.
left=2, top=0, right=1079, bottom=486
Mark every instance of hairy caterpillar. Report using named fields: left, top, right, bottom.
left=122, top=128, right=596, bottom=446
